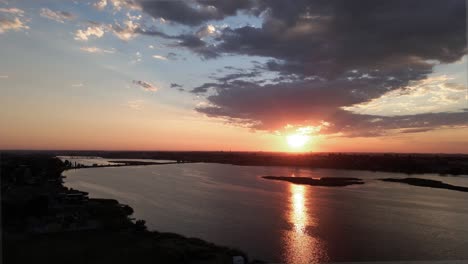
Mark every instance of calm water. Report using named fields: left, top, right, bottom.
left=63, top=162, right=468, bottom=263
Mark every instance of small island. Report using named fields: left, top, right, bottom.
left=262, top=176, right=364, bottom=187
left=381, top=178, right=468, bottom=193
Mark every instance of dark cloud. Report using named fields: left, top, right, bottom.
left=137, top=27, right=220, bottom=59
left=198, top=82, right=468, bottom=136
left=210, top=0, right=466, bottom=78
left=135, top=0, right=466, bottom=69
left=170, top=83, right=184, bottom=91
left=132, top=80, right=157, bottom=92
left=327, top=110, right=468, bottom=137
left=131, top=0, right=467, bottom=136
left=188, top=0, right=467, bottom=136
left=191, top=82, right=219, bottom=94
left=194, top=71, right=468, bottom=136
left=134, top=27, right=174, bottom=38
left=211, top=69, right=263, bottom=83
left=195, top=77, right=394, bottom=129
left=170, top=83, right=183, bottom=88
left=166, top=52, right=178, bottom=60
left=173, top=34, right=219, bottom=59
left=138, top=0, right=254, bottom=26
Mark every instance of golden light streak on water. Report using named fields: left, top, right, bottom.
left=283, top=180, right=328, bottom=264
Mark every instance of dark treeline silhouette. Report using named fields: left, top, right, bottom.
left=20, top=150, right=468, bottom=176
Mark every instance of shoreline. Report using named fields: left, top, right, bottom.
left=2, top=154, right=255, bottom=264
left=41, top=150, right=468, bottom=176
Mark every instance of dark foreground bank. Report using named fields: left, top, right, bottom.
left=1, top=153, right=254, bottom=264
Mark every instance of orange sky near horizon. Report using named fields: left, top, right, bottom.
left=2, top=102, right=467, bottom=153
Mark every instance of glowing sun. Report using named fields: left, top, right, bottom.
left=286, top=134, right=310, bottom=149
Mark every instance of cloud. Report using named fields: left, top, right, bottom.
left=195, top=24, right=218, bottom=38
left=131, top=51, right=142, bottom=63
left=73, top=19, right=143, bottom=43
left=180, top=0, right=468, bottom=136
left=0, top=7, right=24, bottom=16
left=94, top=0, right=140, bottom=11
left=170, top=83, right=184, bottom=91
left=166, top=52, right=179, bottom=60
left=74, top=25, right=105, bottom=41
left=170, top=83, right=182, bottom=88
left=0, top=75, right=8, bottom=79
left=330, top=111, right=468, bottom=137
left=344, top=75, right=468, bottom=115
left=40, top=8, right=76, bottom=23
left=152, top=54, right=167, bottom=60
left=132, top=80, right=157, bottom=92
left=138, top=0, right=253, bottom=26
left=117, top=24, right=218, bottom=59
left=0, top=17, right=28, bottom=34
left=72, top=83, right=84, bottom=87
left=109, top=0, right=140, bottom=11
left=111, top=19, right=139, bottom=40
left=194, top=69, right=468, bottom=137
left=61, top=0, right=467, bottom=137
left=92, top=0, right=250, bottom=25
left=80, top=46, right=115, bottom=54
left=232, top=1, right=461, bottom=74
left=172, top=34, right=219, bottom=59
left=126, top=99, right=144, bottom=110
left=93, top=0, right=107, bottom=10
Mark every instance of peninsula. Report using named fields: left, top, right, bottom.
left=381, top=178, right=468, bottom=193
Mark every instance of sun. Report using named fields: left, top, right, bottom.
left=286, top=134, right=310, bottom=149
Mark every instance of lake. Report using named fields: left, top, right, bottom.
left=63, top=161, right=468, bottom=263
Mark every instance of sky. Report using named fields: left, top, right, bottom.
left=0, top=0, right=467, bottom=153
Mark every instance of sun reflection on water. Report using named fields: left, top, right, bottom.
left=292, top=184, right=307, bottom=233
left=283, top=180, right=328, bottom=264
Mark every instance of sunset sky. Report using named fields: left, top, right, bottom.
left=1, top=0, right=467, bottom=153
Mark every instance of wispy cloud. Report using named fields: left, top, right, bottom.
left=152, top=55, right=167, bottom=60
left=0, top=75, right=8, bottom=79
left=80, top=46, right=115, bottom=54
left=0, top=17, right=28, bottom=34
left=132, top=80, right=157, bottom=92
left=40, top=8, right=76, bottom=23
left=130, top=51, right=142, bottom=63
left=72, top=83, right=84, bottom=87
left=0, top=7, right=24, bottom=16
left=126, top=99, right=144, bottom=110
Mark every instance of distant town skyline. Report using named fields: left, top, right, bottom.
left=1, top=0, right=467, bottom=153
